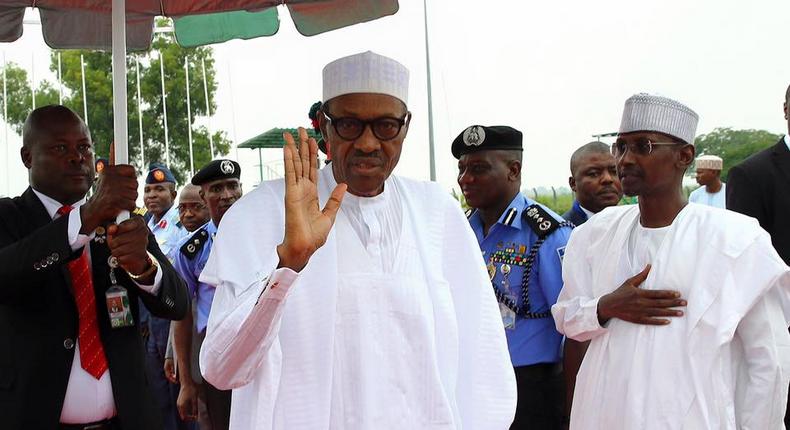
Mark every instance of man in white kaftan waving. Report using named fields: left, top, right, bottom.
left=552, top=93, right=790, bottom=429
left=198, top=51, right=517, bottom=430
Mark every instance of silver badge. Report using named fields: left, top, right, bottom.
left=187, top=244, right=196, bottom=253
left=462, top=125, right=485, bottom=147
left=220, top=160, right=235, bottom=175
left=108, top=256, right=119, bottom=268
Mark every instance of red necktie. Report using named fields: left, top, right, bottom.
left=58, top=205, right=108, bottom=380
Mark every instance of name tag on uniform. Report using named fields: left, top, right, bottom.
left=500, top=303, right=516, bottom=330
left=106, top=257, right=134, bottom=328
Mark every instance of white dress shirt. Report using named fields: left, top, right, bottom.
left=31, top=189, right=162, bottom=424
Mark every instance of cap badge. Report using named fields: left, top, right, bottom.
left=96, top=160, right=106, bottom=173
left=153, top=170, right=165, bottom=182
left=220, top=160, right=235, bottom=175
left=462, top=125, right=485, bottom=147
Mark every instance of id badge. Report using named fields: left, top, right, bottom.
left=106, top=285, right=135, bottom=328
left=499, top=302, right=516, bottom=330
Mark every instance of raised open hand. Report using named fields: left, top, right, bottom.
left=276, top=127, right=347, bottom=272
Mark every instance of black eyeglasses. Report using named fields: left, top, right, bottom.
left=611, top=138, right=686, bottom=159
left=322, top=111, right=409, bottom=141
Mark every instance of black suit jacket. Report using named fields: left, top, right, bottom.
left=0, top=187, right=189, bottom=430
left=727, top=139, right=790, bottom=265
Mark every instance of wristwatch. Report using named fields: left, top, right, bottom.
left=127, top=252, right=159, bottom=280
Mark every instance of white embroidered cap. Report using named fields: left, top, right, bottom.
left=322, top=51, right=409, bottom=104
left=696, top=154, right=723, bottom=170
left=619, top=93, right=699, bottom=145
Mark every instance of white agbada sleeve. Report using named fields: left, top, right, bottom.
left=728, top=235, right=790, bottom=429
left=199, top=183, right=298, bottom=390
left=551, top=224, right=609, bottom=341
left=440, top=196, right=517, bottom=428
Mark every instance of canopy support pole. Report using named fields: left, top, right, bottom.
left=111, top=0, right=128, bottom=164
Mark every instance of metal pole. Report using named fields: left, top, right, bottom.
left=184, top=57, right=194, bottom=177
left=30, top=53, right=35, bottom=111
left=80, top=54, right=88, bottom=126
left=201, top=57, right=214, bottom=159
left=159, top=51, right=170, bottom=167
left=227, top=62, right=239, bottom=161
left=3, top=53, right=8, bottom=196
left=136, top=57, right=144, bottom=168
left=258, top=148, right=263, bottom=183
left=422, top=0, right=436, bottom=181
left=57, top=52, right=62, bottom=104
left=111, top=0, right=128, bottom=164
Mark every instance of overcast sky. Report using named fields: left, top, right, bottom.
left=2, top=0, right=789, bottom=198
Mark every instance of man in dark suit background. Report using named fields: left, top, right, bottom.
left=0, top=105, right=189, bottom=429
left=727, top=85, right=790, bottom=427
left=561, top=140, right=623, bottom=426
left=563, top=141, right=623, bottom=226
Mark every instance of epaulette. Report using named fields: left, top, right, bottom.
left=180, top=228, right=209, bottom=260
left=522, top=204, right=566, bottom=239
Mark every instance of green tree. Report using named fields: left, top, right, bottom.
left=0, top=27, right=230, bottom=184
left=694, top=127, right=781, bottom=180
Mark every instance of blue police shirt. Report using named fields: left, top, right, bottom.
left=468, top=192, right=572, bottom=367
left=173, top=220, right=218, bottom=333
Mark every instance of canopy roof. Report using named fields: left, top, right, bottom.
left=0, top=0, right=399, bottom=50
left=238, top=128, right=321, bottom=149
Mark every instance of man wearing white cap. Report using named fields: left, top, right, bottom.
left=198, top=51, right=516, bottom=429
left=552, top=93, right=790, bottom=429
left=689, top=154, right=726, bottom=208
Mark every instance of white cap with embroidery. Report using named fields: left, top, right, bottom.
left=322, top=51, right=409, bottom=104
left=696, top=154, right=723, bottom=170
left=619, top=93, right=699, bottom=145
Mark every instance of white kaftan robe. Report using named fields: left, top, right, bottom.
left=552, top=203, right=790, bottom=430
left=199, top=166, right=516, bottom=429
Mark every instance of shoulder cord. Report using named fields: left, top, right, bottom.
left=493, top=220, right=575, bottom=319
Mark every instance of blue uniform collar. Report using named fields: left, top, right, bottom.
left=470, top=192, right=530, bottom=232
left=571, top=200, right=588, bottom=222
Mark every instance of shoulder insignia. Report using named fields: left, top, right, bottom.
left=133, top=206, right=148, bottom=217
left=180, top=228, right=209, bottom=259
left=522, top=204, right=562, bottom=239
left=464, top=208, right=474, bottom=219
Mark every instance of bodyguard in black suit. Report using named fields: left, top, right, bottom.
left=727, top=138, right=790, bottom=265
left=561, top=141, right=623, bottom=425
left=0, top=106, right=189, bottom=429
left=727, top=88, right=790, bottom=427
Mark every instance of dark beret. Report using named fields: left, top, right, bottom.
left=451, top=125, right=523, bottom=159
left=191, top=159, right=241, bottom=186
left=146, top=162, right=176, bottom=184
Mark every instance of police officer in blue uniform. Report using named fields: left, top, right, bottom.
left=454, top=125, right=572, bottom=430
left=172, top=159, right=242, bottom=430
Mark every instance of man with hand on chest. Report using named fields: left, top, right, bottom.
left=454, top=125, right=573, bottom=430
left=0, top=105, right=188, bottom=430
left=552, top=93, right=790, bottom=429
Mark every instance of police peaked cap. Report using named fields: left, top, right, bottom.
left=451, top=125, right=523, bottom=159
left=191, top=159, right=241, bottom=186
left=146, top=162, right=177, bottom=184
